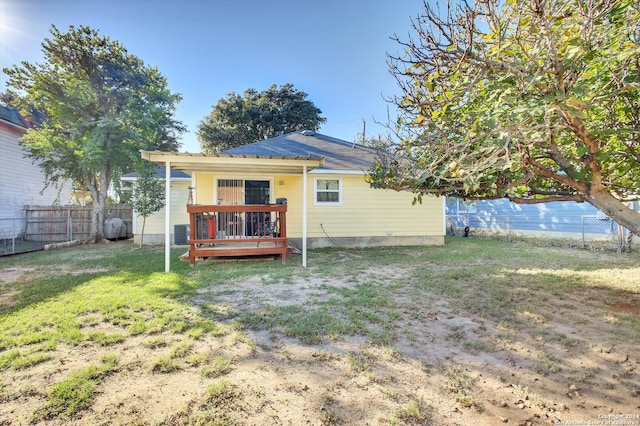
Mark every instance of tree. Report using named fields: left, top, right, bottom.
left=3, top=25, right=184, bottom=242
left=368, top=0, right=640, bottom=234
left=355, top=133, right=396, bottom=150
left=131, top=166, right=165, bottom=248
left=197, top=83, right=326, bottom=153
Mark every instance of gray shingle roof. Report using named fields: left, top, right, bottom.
left=221, top=131, right=379, bottom=172
left=122, top=165, right=191, bottom=180
left=0, top=105, right=28, bottom=128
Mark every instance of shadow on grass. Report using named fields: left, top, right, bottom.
left=0, top=243, right=196, bottom=317
left=0, top=272, right=105, bottom=317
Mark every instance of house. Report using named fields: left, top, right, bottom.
left=121, top=166, right=192, bottom=245
left=447, top=197, right=639, bottom=240
left=140, top=131, right=445, bottom=271
left=0, top=105, right=73, bottom=240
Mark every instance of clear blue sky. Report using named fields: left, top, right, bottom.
left=0, top=0, right=424, bottom=152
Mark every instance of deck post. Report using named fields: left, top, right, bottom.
left=165, top=161, right=171, bottom=273
left=302, top=164, right=308, bottom=268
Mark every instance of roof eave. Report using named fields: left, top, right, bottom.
left=140, top=150, right=324, bottom=174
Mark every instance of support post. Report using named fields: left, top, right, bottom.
left=165, top=161, right=171, bottom=272
left=302, top=165, right=308, bottom=268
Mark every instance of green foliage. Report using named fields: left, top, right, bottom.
left=197, top=83, right=326, bottom=153
left=3, top=25, right=184, bottom=242
left=132, top=167, right=165, bottom=219
left=371, top=0, right=640, bottom=234
left=132, top=165, right=165, bottom=247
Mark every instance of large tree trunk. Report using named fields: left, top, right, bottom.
left=88, top=181, right=106, bottom=243
left=86, top=166, right=112, bottom=243
left=586, top=189, right=640, bottom=236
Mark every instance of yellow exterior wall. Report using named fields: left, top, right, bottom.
left=133, top=181, right=191, bottom=244
left=191, top=172, right=443, bottom=243
left=193, top=173, right=215, bottom=205
left=293, top=173, right=442, bottom=239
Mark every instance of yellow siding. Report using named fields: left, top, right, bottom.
left=191, top=172, right=443, bottom=240
left=134, top=181, right=191, bottom=235
left=194, top=173, right=215, bottom=204
left=291, top=174, right=442, bottom=239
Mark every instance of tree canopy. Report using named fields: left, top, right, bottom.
left=197, top=83, right=326, bottom=153
left=3, top=25, right=184, bottom=242
left=368, top=0, right=640, bottom=234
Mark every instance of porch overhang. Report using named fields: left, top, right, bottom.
left=140, top=150, right=323, bottom=272
left=140, top=150, right=324, bottom=174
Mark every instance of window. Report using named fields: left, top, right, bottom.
left=315, top=178, right=341, bottom=205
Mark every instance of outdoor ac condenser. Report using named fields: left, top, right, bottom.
left=174, top=224, right=189, bottom=245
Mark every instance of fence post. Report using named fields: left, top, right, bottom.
left=66, top=208, right=71, bottom=241
left=11, top=218, right=16, bottom=252
left=581, top=216, right=585, bottom=249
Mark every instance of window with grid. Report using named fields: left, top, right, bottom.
left=315, top=178, right=341, bottom=205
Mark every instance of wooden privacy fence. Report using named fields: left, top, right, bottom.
left=24, top=204, right=133, bottom=242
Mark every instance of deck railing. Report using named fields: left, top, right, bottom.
left=186, top=204, right=287, bottom=266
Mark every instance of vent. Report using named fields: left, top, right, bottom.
left=300, top=130, right=314, bottom=136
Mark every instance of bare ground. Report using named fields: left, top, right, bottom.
left=1, top=249, right=639, bottom=425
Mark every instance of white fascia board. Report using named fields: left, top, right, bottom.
left=120, top=176, right=192, bottom=182
left=309, top=169, right=365, bottom=175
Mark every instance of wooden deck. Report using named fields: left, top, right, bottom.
left=187, top=204, right=287, bottom=266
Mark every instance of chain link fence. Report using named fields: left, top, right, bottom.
left=0, top=217, right=48, bottom=255
left=447, top=213, right=634, bottom=252
left=1, top=204, right=132, bottom=256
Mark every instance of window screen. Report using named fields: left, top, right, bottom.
left=315, top=179, right=341, bottom=204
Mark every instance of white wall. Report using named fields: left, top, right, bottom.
left=0, top=121, right=73, bottom=239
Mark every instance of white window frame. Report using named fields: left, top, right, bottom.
left=314, top=178, right=342, bottom=206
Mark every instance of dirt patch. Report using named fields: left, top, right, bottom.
left=606, top=302, right=640, bottom=316
left=0, top=266, right=35, bottom=284
left=0, top=266, right=108, bottom=285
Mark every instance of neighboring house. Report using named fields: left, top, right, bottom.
left=0, top=105, right=73, bottom=240
left=121, top=166, right=192, bottom=245
left=140, top=130, right=444, bottom=268
left=446, top=198, right=639, bottom=239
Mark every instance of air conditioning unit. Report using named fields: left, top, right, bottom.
left=174, top=224, right=189, bottom=245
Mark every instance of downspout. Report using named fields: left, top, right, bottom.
left=165, top=161, right=171, bottom=273
left=302, top=165, right=308, bottom=268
